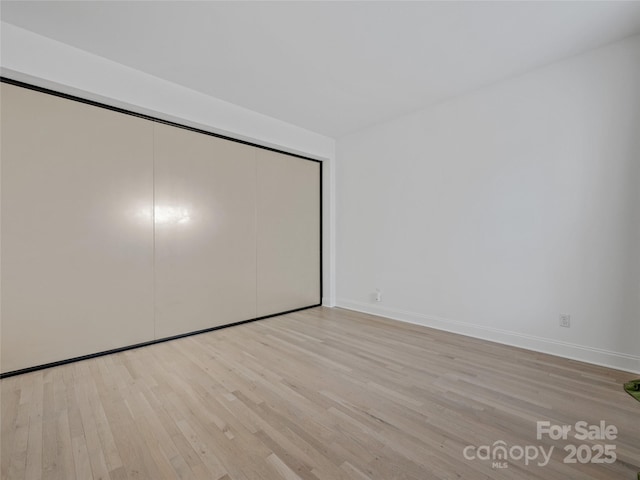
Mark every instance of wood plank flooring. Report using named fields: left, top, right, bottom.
left=1, top=307, right=638, bottom=479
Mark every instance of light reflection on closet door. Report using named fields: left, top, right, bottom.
left=153, top=123, right=257, bottom=338
left=256, top=150, right=321, bottom=317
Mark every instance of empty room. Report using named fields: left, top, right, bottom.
left=1, top=2, right=639, bottom=479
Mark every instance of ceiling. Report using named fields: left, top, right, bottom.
left=2, top=1, right=640, bottom=138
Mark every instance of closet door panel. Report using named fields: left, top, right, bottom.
left=154, top=124, right=257, bottom=338
left=0, top=83, right=155, bottom=373
left=256, top=150, right=321, bottom=317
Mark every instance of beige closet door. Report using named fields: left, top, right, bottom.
left=0, top=84, right=155, bottom=373
left=256, top=150, right=321, bottom=317
left=153, top=124, right=257, bottom=338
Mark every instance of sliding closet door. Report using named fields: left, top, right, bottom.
left=153, top=124, right=257, bottom=338
left=256, top=150, right=321, bottom=317
left=0, top=83, right=154, bottom=373
left=1, top=81, right=322, bottom=374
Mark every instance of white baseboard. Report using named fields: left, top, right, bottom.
left=322, top=297, right=337, bottom=308
left=336, top=298, right=640, bottom=374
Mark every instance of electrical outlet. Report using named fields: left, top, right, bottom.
left=559, top=314, right=571, bottom=328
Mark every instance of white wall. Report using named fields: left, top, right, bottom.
left=0, top=22, right=337, bottom=306
left=337, top=35, right=640, bottom=373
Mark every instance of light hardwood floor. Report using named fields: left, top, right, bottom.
left=1, top=307, right=638, bottom=479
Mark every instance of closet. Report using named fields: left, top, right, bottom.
left=0, top=80, right=321, bottom=375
